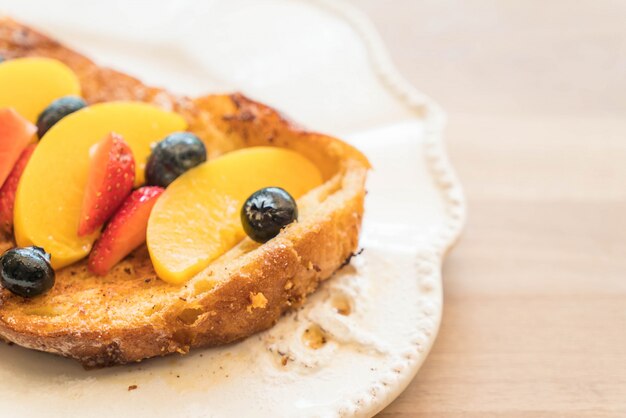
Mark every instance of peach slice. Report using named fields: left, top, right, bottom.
left=0, top=57, right=80, bottom=123
left=147, top=147, right=323, bottom=284
left=14, top=102, right=186, bottom=268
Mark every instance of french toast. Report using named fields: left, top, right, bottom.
left=0, top=19, right=369, bottom=367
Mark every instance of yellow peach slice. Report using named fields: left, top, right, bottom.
left=14, top=102, right=186, bottom=268
left=0, top=57, right=80, bottom=123
left=147, top=147, right=323, bottom=284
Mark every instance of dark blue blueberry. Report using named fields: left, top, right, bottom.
left=36, top=96, right=87, bottom=138
left=241, top=187, right=298, bottom=243
left=145, top=132, right=207, bottom=187
left=0, top=246, right=55, bottom=298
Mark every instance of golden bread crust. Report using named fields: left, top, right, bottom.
left=0, top=18, right=369, bottom=367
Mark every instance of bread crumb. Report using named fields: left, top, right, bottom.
left=246, top=292, right=268, bottom=313
left=128, top=385, right=138, bottom=391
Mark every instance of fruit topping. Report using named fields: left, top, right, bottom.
left=0, top=144, right=36, bottom=233
left=37, top=96, right=87, bottom=138
left=0, top=108, right=36, bottom=188
left=88, top=187, right=164, bottom=276
left=78, top=133, right=135, bottom=236
left=0, top=57, right=80, bottom=123
left=145, top=132, right=207, bottom=188
left=14, top=102, right=186, bottom=268
left=147, top=146, right=323, bottom=284
left=241, top=187, right=298, bottom=243
left=0, top=246, right=55, bottom=298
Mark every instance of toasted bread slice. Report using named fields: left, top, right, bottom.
left=0, top=19, right=369, bottom=367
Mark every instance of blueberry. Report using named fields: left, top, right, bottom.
left=145, top=132, right=207, bottom=187
left=0, top=55, right=5, bottom=64
left=37, top=96, right=87, bottom=138
left=0, top=246, right=55, bottom=298
left=241, top=187, right=298, bottom=243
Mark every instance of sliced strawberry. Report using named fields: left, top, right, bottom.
left=78, top=132, right=135, bottom=236
left=88, top=186, right=164, bottom=275
left=0, top=144, right=36, bottom=232
left=0, top=108, right=36, bottom=188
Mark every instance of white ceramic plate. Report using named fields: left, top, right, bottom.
left=0, top=0, right=465, bottom=416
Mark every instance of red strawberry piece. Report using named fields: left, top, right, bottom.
left=0, top=144, right=36, bottom=232
left=88, top=186, right=164, bottom=275
left=78, top=132, right=135, bottom=236
left=0, top=108, right=36, bottom=188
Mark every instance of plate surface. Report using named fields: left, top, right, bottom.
left=0, top=0, right=465, bottom=416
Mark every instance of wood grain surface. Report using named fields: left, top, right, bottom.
left=344, top=1, right=626, bottom=416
